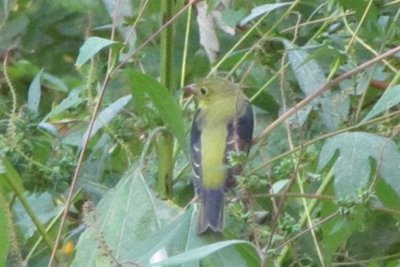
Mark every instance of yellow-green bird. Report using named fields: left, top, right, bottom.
left=185, top=77, right=254, bottom=234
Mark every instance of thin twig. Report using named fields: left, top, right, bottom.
left=47, top=2, right=193, bottom=265
left=113, top=2, right=191, bottom=73
left=249, top=192, right=334, bottom=201
left=249, top=109, right=400, bottom=175
left=254, top=45, right=400, bottom=144
left=47, top=0, right=120, bottom=262
left=274, top=211, right=339, bottom=251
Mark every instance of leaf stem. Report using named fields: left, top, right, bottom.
left=2, top=159, right=55, bottom=256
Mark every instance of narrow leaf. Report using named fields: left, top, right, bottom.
left=127, top=70, right=188, bottom=155
left=239, top=2, right=292, bottom=26
left=363, top=84, right=400, bottom=122
left=75, top=37, right=118, bottom=67
left=42, top=73, right=69, bottom=92
left=27, top=69, right=43, bottom=114
left=82, top=94, right=132, bottom=143
left=42, top=88, right=84, bottom=121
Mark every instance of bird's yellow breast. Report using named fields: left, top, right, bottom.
left=200, top=99, right=237, bottom=189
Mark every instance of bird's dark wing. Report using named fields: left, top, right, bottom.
left=236, top=101, right=254, bottom=153
left=224, top=101, right=254, bottom=190
left=190, top=110, right=202, bottom=196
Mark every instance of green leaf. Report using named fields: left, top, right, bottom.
left=0, top=159, right=4, bottom=174
left=102, top=0, right=136, bottom=51
left=283, top=40, right=346, bottom=130
left=221, top=8, right=246, bottom=28
left=239, top=2, right=291, bottom=26
left=0, top=157, right=25, bottom=194
left=362, top=84, right=400, bottom=122
left=320, top=201, right=365, bottom=265
left=82, top=94, right=132, bottom=142
left=245, top=87, right=279, bottom=117
left=27, top=69, right=43, bottom=114
left=318, top=132, right=400, bottom=198
left=42, top=72, right=69, bottom=92
left=14, top=192, right=59, bottom=239
left=152, top=240, right=258, bottom=266
left=0, top=192, right=11, bottom=267
left=0, top=15, right=29, bottom=49
left=120, top=205, right=260, bottom=266
left=127, top=70, right=188, bottom=155
left=338, top=0, right=378, bottom=20
left=42, top=88, right=84, bottom=122
left=72, top=168, right=177, bottom=267
left=346, top=212, right=400, bottom=260
left=124, top=205, right=194, bottom=265
left=75, top=36, right=118, bottom=67
left=375, top=178, right=400, bottom=211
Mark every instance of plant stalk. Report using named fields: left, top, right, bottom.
left=158, top=0, right=176, bottom=198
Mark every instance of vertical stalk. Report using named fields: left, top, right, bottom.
left=157, top=0, right=175, bottom=198
left=156, top=132, right=174, bottom=198
left=160, top=0, right=174, bottom=89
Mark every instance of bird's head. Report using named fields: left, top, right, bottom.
left=184, top=77, right=239, bottom=108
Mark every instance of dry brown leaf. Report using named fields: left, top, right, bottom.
left=195, top=0, right=235, bottom=63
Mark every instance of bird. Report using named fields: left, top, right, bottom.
left=185, top=77, right=254, bottom=234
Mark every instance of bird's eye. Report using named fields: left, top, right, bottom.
left=200, top=87, right=208, bottom=95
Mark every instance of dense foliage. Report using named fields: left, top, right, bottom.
left=0, top=0, right=400, bottom=266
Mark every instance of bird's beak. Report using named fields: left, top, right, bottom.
left=183, top=84, right=196, bottom=97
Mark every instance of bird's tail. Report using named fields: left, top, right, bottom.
left=197, top=188, right=224, bottom=234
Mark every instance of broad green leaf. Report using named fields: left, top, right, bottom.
left=124, top=206, right=194, bottom=265
left=72, top=168, right=177, bottom=267
left=346, top=212, right=400, bottom=260
left=221, top=8, right=246, bottom=28
left=283, top=40, right=346, bottom=130
left=152, top=240, right=258, bottom=266
left=75, top=37, right=118, bottom=67
left=245, top=87, right=279, bottom=117
left=82, top=94, right=132, bottom=143
left=362, top=84, right=400, bottom=122
left=121, top=205, right=260, bottom=266
left=375, top=178, right=400, bottom=211
left=42, top=88, right=84, bottom=121
left=127, top=70, right=188, bottom=155
left=27, top=69, right=43, bottom=114
left=338, top=0, right=378, bottom=20
left=0, top=192, right=11, bottom=267
left=320, top=200, right=365, bottom=265
left=0, top=15, right=29, bottom=49
left=318, top=132, right=400, bottom=198
left=238, top=2, right=292, bottom=26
